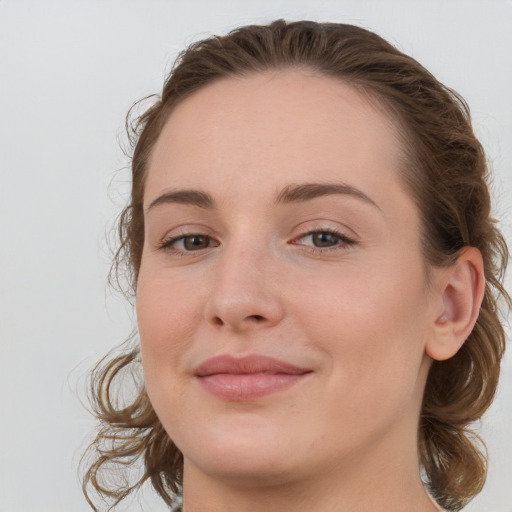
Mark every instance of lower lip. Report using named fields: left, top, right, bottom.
left=197, top=373, right=309, bottom=401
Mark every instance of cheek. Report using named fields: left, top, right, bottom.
left=293, top=257, right=429, bottom=388
left=298, top=282, right=428, bottom=440
left=136, top=267, right=203, bottom=380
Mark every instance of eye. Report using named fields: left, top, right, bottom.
left=160, top=233, right=218, bottom=252
left=305, top=231, right=343, bottom=247
left=293, top=229, right=355, bottom=251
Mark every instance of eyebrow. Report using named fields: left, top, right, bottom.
left=146, top=189, right=214, bottom=212
left=274, top=182, right=381, bottom=210
left=145, top=182, right=381, bottom=213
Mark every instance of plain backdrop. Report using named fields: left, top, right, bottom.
left=1, top=1, right=511, bottom=511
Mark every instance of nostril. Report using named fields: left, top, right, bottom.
left=210, top=314, right=266, bottom=328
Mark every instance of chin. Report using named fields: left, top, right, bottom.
left=177, top=416, right=304, bottom=485
left=186, top=450, right=300, bottom=488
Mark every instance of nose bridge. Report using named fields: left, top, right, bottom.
left=205, top=231, right=284, bottom=330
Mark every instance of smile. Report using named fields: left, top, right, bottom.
left=194, top=354, right=312, bottom=401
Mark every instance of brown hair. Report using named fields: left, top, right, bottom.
left=82, top=20, right=510, bottom=511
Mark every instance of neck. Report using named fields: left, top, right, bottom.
left=181, top=423, right=440, bottom=512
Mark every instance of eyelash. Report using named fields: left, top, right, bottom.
left=158, top=228, right=356, bottom=256
left=158, top=232, right=219, bottom=256
left=293, top=228, right=356, bottom=254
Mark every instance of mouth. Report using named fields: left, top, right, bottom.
left=194, top=354, right=313, bottom=401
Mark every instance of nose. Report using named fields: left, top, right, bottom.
left=204, top=239, right=285, bottom=332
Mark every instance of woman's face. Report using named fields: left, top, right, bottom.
left=137, top=70, right=441, bottom=484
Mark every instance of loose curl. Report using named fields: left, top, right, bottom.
left=82, top=20, right=510, bottom=511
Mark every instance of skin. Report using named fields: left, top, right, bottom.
left=136, top=70, right=483, bottom=512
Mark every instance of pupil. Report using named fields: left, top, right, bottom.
left=184, top=235, right=208, bottom=250
left=313, top=232, right=338, bottom=247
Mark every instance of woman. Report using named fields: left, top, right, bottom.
left=82, top=20, right=510, bottom=512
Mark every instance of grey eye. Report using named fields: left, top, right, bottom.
left=310, top=232, right=341, bottom=247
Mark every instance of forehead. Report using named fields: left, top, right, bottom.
left=145, top=69, right=407, bottom=211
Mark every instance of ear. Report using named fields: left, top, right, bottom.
left=426, top=247, right=486, bottom=361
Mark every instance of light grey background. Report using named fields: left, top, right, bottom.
left=1, top=1, right=511, bottom=511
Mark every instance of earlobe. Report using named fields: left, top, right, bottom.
left=426, top=247, right=485, bottom=361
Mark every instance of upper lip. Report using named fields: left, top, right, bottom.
left=194, top=354, right=311, bottom=376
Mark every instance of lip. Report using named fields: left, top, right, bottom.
left=194, top=354, right=312, bottom=401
